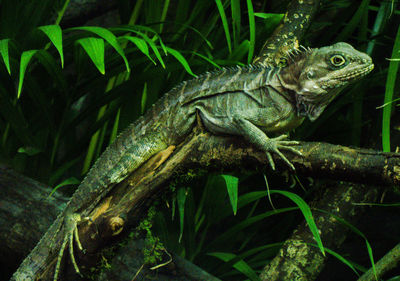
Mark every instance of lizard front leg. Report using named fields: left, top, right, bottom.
left=232, top=117, right=302, bottom=170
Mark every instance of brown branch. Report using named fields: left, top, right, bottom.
left=35, top=131, right=400, bottom=279
left=0, top=164, right=220, bottom=281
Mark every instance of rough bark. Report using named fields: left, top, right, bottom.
left=0, top=165, right=220, bottom=281
left=34, top=131, right=400, bottom=280
left=0, top=165, right=68, bottom=279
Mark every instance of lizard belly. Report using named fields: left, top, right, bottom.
left=262, top=112, right=305, bottom=134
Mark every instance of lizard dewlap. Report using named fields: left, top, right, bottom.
left=11, top=42, right=373, bottom=281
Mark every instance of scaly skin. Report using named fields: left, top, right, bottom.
left=11, top=42, right=373, bottom=280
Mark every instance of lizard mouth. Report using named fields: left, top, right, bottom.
left=296, top=63, right=374, bottom=121
left=334, top=63, right=374, bottom=81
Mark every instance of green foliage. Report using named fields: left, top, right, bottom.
left=135, top=206, right=165, bottom=265
left=382, top=26, right=400, bottom=152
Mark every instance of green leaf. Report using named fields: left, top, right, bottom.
left=49, top=158, right=80, bottom=186
left=317, top=208, right=376, bottom=278
left=208, top=252, right=260, bottom=281
left=246, top=0, right=255, bottom=63
left=48, top=177, right=80, bottom=198
left=191, top=51, right=221, bottom=68
left=34, top=50, right=68, bottom=91
left=69, top=26, right=130, bottom=72
left=0, top=84, right=33, bottom=145
left=76, top=37, right=105, bottom=75
left=143, top=36, right=165, bottom=68
left=231, top=0, right=241, bottom=48
left=208, top=207, right=297, bottom=249
left=121, top=35, right=156, bottom=64
left=336, top=0, right=370, bottom=41
left=141, top=82, right=147, bottom=114
left=254, top=13, right=284, bottom=20
left=215, top=0, right=232, bottom=53
left=110, top=26, right=166, bottom=68
left=165, top=47, right=196, bottom=77
left=17, top=146, right=42, bottom=156
left=230, top=40, right=250, bottom=62
left=18, top=50, right=39, bottom=98
left=38, top=25, right=64, bottom=68
left=221, top=174, right=238, bottom=215
left=269, top=190, right=325, bottom=256
left=324, top=247, right=360, bottom=276
left=177, top=187, right=187, bottom=242
left=214, top=243, right=283, bottom=276
left=0, top=39, right=11, bottom=74
left=382, top=25, right=400, bottom=152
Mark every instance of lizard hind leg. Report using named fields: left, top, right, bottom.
left=53, top=212, right=84, bottom=281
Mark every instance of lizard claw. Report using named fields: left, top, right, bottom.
left=264, top=135, right=302, bottom=171
left=53, top=212, right=84, bottom=281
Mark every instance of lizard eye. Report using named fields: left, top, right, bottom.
left=330, top=55, right=346, bottom=66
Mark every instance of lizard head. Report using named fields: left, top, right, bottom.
left=280, top=42, right=374, bottom=121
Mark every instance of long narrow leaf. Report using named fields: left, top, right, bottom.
left=0, top=85, right=33, bottom=145
left=177, top=187, right=187, bottom=242
left=208, top=252, right=260, bottom=281
left=231, top=0, right=241, bottom=48
left=111, top=26, right=166, bottom=67
left=215, top=0, right=232, bottom=53
left=336, top=0, right=370, bottom=41
left=121, top=35, right=156, bottom=64
left=18, top=50, right=38, bottom=98
left=35, top=50, right=68, bottom=91
left=270, top=190, right=325, bottom=256
left=0, top=39, right=11, bottom=74
left=69, top=26, right=130, bottom=72
left=208, top=207, right=298, bottom=249
left=165, top=47, right=196, bottom=77
left=191, top=51, right=221, bottom=68
left=221, top=174, right=238, bottom=215
left=76, top=37, right=105, bottom=74
left=382, top=25, right=400, bottom=152
left=38, top=25, right=64, bottom=67
left=246, top=0, right=255, bottom=63
left=317, top=208, right=376, bottom=278
left=48, top=177, right=80, bottom=198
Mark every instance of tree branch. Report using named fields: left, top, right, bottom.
left=35, top=131, right=400, bottom=279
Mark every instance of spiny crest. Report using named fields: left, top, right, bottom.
left=168, top=64, right=264, bottom=93
left=283, top=45, right=313, bottom=65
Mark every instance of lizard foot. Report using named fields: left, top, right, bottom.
left=264, top=134, right=303, bottom=171
left=53, top=212, right=85, bottom=281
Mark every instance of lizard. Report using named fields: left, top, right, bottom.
left=11, top=42, right=373, bottom=280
